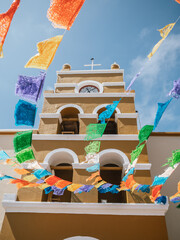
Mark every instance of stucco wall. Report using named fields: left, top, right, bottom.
left=41, top=97, right=136, bottom=114
left=0, top=134, right=19, bottom=231
left=0, top=213, right=168, bottom=240
left=147, top=135, right=180, bottom=240
left=32, top=140, right=148, bottom=164
left=57, top=73, right=124, bottom=83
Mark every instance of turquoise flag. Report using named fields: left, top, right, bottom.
left=154, top=98, right=172, bottom=130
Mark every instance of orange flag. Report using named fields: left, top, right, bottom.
left=14, top=168, right=30, bottom=175
left=0, top=0, right=20, bottom=58
left=175, top=0, right=180, bottom=4
left=47, top=0, right=85, bottom=30
left=25, top=35, right=63, bottom=70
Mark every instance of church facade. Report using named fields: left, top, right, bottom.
left=0, top=63, right=168, bottom=240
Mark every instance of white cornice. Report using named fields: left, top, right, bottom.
left=54, top=82, right=125, bottom=88
left=44, top=93, right=135, bottom=98
left=54, top=83, right=77, bottom=88
left=72, top=163, right=151, bottom=171
left=57, top=69, right=124, bottom=76
left=39, top=113, right=60, bottom=119
left=102, top=82, right=125, bottom=87
left=135, top=163, right=152, bottom=170
left=115, top=113, right=138, bottom=122
left=32, top=134, right=139, bottom=141
left=2, top=194, right=168, bottom=216
left=78, top=114, right=98, bottom=119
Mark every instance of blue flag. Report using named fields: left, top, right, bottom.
left=154, top=98, right=172, bottom=130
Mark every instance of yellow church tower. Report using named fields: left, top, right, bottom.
left=1, top=62, right=168, bottom=240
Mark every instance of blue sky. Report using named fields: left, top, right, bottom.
left=0, top=0, right=180, bottom=131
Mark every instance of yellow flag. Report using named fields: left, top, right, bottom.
left=158, top=23, right=175, bottom=39
left=25, top=35, right=63, bottom=70
left=148, top=38, right=164, bottom=59
left=23, top=174, right=37, bottom=182
left=148, top=22, right=175, bottom=60
left=38, top=183, right=50, bottom=190
left=67, top=184, right=83, bottom=192
left=95, top=180, right=106, bottom=189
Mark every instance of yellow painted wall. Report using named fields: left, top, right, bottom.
left=57, top=73, right=124, bottom=83
left=0, top=213, right=168, bottom=240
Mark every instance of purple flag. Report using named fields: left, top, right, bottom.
left=74, top=185, right=94, bottom=194
left=169, top=78, right=180, bottom=99
left=52, top=186, right=66, bottom=196
left=15, top=72, right=46, bottom=102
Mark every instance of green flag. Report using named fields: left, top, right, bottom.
left=138, top=125, right=154, bottom=145
left=163, top=149, right=180, bottom=168
left=13, top=131, right=33, bottom=153
left=85, top=124, right=107, bottom=141
left=85, top=141, right=101, bottom=154
left=16, top=148, right=35, bottom=163
left=131, top=144, right=145, bottom=163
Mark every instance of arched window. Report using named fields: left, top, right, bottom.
left=98, top=149, right=129, bottom=203
left=98, top=163, right=126, bottom=203
left=43, top=148, right=79, bottom=203
left=48, top=163, right=73, bottom=203
left=60, top=107, right=80, bottom=134
left=97, top=107, right=117, bottom=134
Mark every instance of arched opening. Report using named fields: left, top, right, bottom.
left=98, top=163, right=126, bottom=203
left=48, top=163, right=73, bottom=203
left=43, top=148, right=79, bottom=203
left=97, top=107, right=117, bottom=134
left=98, top=149, right=129, bottom=203
left=59, top=107, right=80, bottom=134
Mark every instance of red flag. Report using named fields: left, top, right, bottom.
left=0, top=0, right=20, bottom=57
left=47, top=0, right=85, bottom=30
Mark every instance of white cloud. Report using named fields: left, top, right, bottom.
left=139, top=28, right=151, bottom=39
left=127, top=34, right=180, bottom=129
left=128, top=34, right=180, bottom=88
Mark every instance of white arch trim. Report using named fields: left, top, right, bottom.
left=93, top=104, right=121, bottom=114
left=99, top=149, right=129, bottom=167
left=56, top=104, right=84, bottom=114
left=44, top=148, right=79, bottom=166
left=75, top=80, right=103, bottom=93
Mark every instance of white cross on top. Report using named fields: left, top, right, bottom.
left=84, top=58, right=101, bottom=70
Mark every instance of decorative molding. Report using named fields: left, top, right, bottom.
left=39, top=113, right=60, bottom=119
left=57, top=69, right=124, bottom=75
left=135, top=163, right=152, bottom=170
left=32, top=134, right=139, bottom=141
left=54, top=83, right=77, bottom=88
left=72, top=163, right=95, bottom=169
left=44, top=148, right=79, bottom=165
left=75, top=80, right=103, bottom=94
left=93, top=104, right=121, bottom=114
left=115, top=113, right=138, bottom=122
left=2, top=194, right=168, bottom=216
left=44, top=93, right=135, bottom=98
left=78, top=114, right=98, bottom=120
left=102, top=82, right=125, bottom=87
left=56, top=104, right=84, bottom=114
left=0, top=129, right=37, bottom=135
left=99, top=149, right=130, bottom=167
